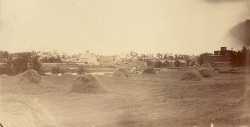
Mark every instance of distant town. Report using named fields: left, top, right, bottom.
left=0, top=46, right=249, bottom=75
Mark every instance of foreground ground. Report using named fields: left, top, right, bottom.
left=0, top=68, right=250, bottom=127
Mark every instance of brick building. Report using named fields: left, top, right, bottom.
left=203, top=47, right=235, bottom=67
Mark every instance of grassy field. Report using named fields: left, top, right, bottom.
left=0, top=68, right=249, bottom=127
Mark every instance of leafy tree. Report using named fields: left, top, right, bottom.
left=174, top=60, right=180, bottom=67
left=6, top=52, right=42, bottom=75
left=29, top=55, right=42, bottom=72
left=8, top=53, right=29, bottom=74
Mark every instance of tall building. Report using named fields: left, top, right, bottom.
left=203, top=47, right=235, bottom=67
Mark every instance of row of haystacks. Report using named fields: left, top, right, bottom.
left=181, top=64, right=216, bottom=81
left=112, top=63, right=219, bottom=79
left=112, top=67, right=157, bottom=78
left=10, top=69, right=105, bottom=94
left=3, top=63, right=220, bottom=94
left=112, top=65, right=214, bottom=81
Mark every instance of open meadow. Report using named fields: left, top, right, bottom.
left=0, top=68, right=249, bottom=127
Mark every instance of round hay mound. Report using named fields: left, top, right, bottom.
left=198, top=68, right=214, bottom=78
left=19, top=69, right=42, bottom=83
left=71, top=74, right=105, bottom=93
left=201, top=63, right=214, bottom=69
left=181, top=70, right=202, bottom=81
left=113, top=68, right=129, bottom=78
left=143, top=68, right=156, bottom=74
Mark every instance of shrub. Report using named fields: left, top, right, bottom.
left=143, top=68, right=156, bottom=74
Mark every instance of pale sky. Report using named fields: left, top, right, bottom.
left=0, top=0, right=249, bottom=55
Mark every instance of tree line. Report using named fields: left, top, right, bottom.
left=231, top=46, right=250, bottom=66
left=0, top=51, right=42, bottom=75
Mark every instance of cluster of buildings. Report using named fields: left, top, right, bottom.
left=0, top=47, right=236, bottom=68
left=201, top=47, right=235, bottom=67
left=37, top=50, right=197, bottom=68
left=38, top=51, right=119, bottom=66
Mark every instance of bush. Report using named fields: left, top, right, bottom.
left=143, top=68, right=156, bottom=74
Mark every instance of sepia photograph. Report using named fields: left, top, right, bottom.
left=0, top=0, right=250, bottom=127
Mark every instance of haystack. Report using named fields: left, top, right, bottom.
left=19, top=69, right=42, bottom=83
left=181, top=70, right=202, bottom=81
left=198, top=68, right=214, bottom=78
left=113, top=68, right=129, bottom=78
left=71, top=74, right=105, bottom=93
left=201, top=63, right=214, bottom=70
left=143, top=68, right=156, bottom=74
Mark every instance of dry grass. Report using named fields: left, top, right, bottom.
left=0, top=68, right=249, bottom=127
